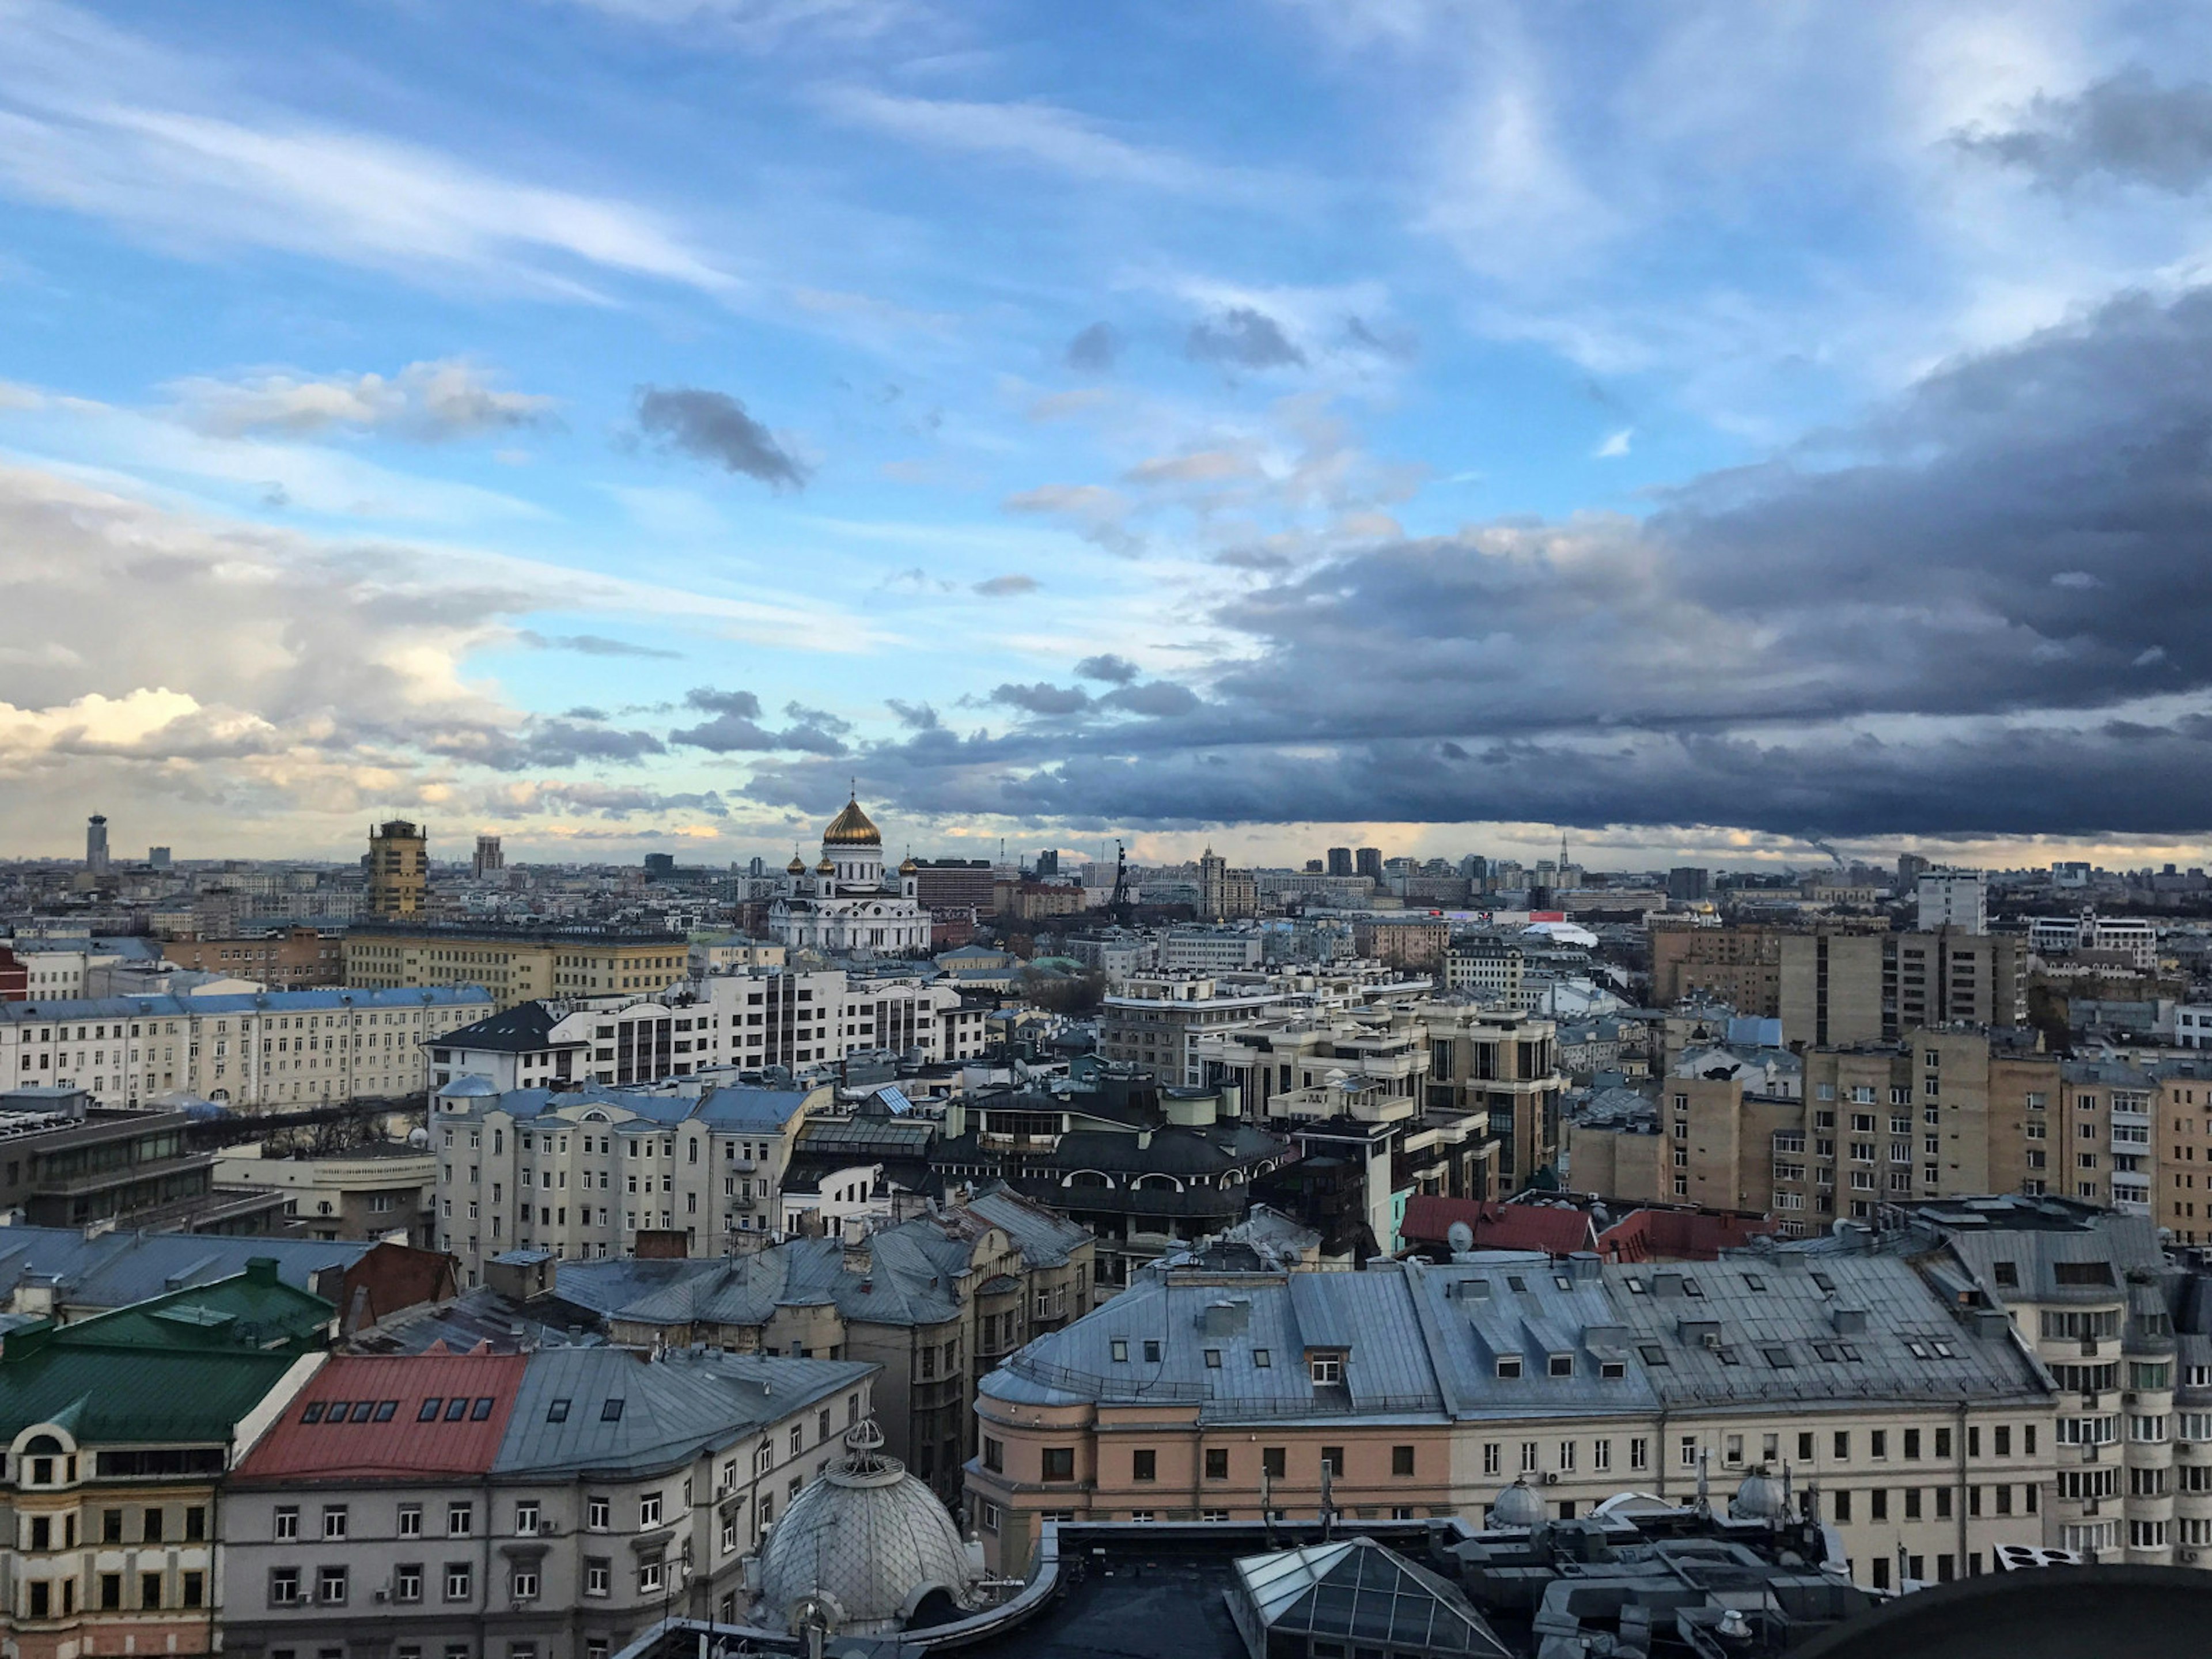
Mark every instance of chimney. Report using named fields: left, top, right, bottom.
left=1831, top=1307, right=1868, bottom=1334
left=245, top=1257, right=279, bottom=1287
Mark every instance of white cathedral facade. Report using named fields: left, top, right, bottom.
left=767, top=794, right=933, bottom=955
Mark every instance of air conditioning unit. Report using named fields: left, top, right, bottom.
left=1540, top=1471, right=1560, bottom=1486
left=2082, top=1499, right=2100, bottom=1516
left=373, top=1589, right=389, bottom=1604
left=2125, top=1392, right=2139, bottom=1405
left=2183, top=1550, right=2202, bottom=1565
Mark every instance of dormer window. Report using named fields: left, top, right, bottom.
left=1548, top=1354, right=1574, bottom=1377
left=1495, top=1356, right=1522, bottom=1379
left=1309, top=1353, right=1343, bottom=1385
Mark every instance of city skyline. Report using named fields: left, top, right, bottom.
left=7, top=4, right=2212, bottom=866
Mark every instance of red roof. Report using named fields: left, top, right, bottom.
left=1596, top=1207, right=1777, bottom=1264
left=236, top=1352, right=526, bottom=1482
left=1400, top=1195, right=1595, bottom=1255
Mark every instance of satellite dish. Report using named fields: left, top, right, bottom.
left=1446, top=1221, right=1475, bottom=1255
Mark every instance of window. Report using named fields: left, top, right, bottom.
left=1392, top=1445, right=1415, bottom=1477
left=399, top=1503, right=423, bottom=1537
left=145, top=1508, right=165, bottom=1543
left=514, top=1502, right=539, bottom=1536
left=588, top=1496, right=611, bottom=1530
left=446, top=1563, right=473, bottom=1601
left=1548, top=1353, right=1574, bottom=1378
left=1206, top=1447, right=1230, bottom=1480
left=1263, top=1447, right=1287, bottom=1479
left=323, top=1505, right=349, bottom=1540
left=270, top=1568, right=301, bottom=1607
left=448, top=1502, right=474, bottom=1537
left=1321, top=1446, right=1344, bottom=1476
left=1630, top=1438, right=1649, bottom=1471
left=1310, top=1353, right=1343, bottom=1385
left=1496, top=1355, right=1523, bottom=1378
left=396, top=1565, right=423, bottom=1603
left=983, top=1436, right=1003, bottom=1474
left=1043, top=1447, right=1075, bottom=1481
left=585, top=1559, right=611, bottom=1597
left=638, top=1558, right=666, bottom=1595
left=319, top=1566, right=349, bottom=1605
left=511, top=1570, right=539, bottom=1601
left=1132, top=1449, right=1157, bottom=1483
left=274, top=1506, right=299, bottom=1541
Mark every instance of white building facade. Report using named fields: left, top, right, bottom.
left=768, top=798, right=931, bottom=955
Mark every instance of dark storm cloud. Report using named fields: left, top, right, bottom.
left=632, top=386, right=808, bottom=489
left=425, top=718, right=666, bottom=771
left=1101, top=680, right=1200, bottom=717
left=1065, top=322, right=1122, bottom=373
left=1185, top=306, right=1305, bottom=370
left=733, top=284, right=2212, bottom=840
left=669, top=687, right=848, bottom=755
left=1959, top=71, right=2212, bottom=193
left=1074, top=653, right=1140, bottom=684
left=991, top=681, right=1093, bottom=717
left=517, top=630, right=681, bottom=660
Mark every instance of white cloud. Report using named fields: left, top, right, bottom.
left=166, top=361, right=559, bottom=441
left=1594, top=427, right=1633, bottom=457
left=814, top=85, right=1237, bottom=194
left=0, top=3, right=734, bottom=299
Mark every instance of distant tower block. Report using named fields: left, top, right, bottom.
left=369, top=820, right=429, bottom=917
left=85, top=814, right=110, bottom=873
left=474, top=834, right=505, bottom=878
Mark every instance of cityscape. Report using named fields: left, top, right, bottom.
left=7, top=2, right=2212, bottom=1657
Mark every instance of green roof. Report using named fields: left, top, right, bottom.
left=0, top=1347, right=299, bottom=1444
left=0, top=1262, right=331, bottom=1444
left=52, top=1262, right=335, bottom=1355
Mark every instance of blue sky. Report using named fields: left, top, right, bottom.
left=6, top=0, right=2212, bottom=870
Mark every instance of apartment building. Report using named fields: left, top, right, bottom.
left=1647, top=921, right=1789, bottom=1014
left=1778, top=929, right=2027, bottom=1047
left=1897, top=1195, right=2206, bottom=1567
left=1572, top=1028, right=2074, bottom=1233
left=161, top=928, right=343, bottom=988
left=430, top=968, right=988, bottom=1094
left=549, top=1188, right=1090, bottom=1500
left=930, top=1071, right=1289, bottom=1293
left=1916, top=869, right=1990, bottom=935
left=1350, top=919, right=1449, bottom=974
left=1443, top=939, right=1525, bottom=1008
left=0, top=1264, right=331, bottom=1659
left=344, top=923, right=690, bottom=1013
left=368, top=820, right=429, bottom=919
left=0, top=987, right=493, bottom=1109
left=428, top=1078, right=832, bottom=1284
left=221, top=1347, right=876, bottom=1659
left=1406, top=999, right=1565, bottom=1190
left=1158, top=928, right=1264, bottom=974
left=214, top=1142, right=440, bottom=1245
left=1098, top=975, right=1287, bottom=1085
left=965, top=1249, right=2058, bottom=1586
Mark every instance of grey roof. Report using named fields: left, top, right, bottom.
left=559, top=1199, right=1078, bottom=1332
left=986, top=1250, right=2050, bottom=1425
left=1907, top=1197, right=2165, bottom=1306
left=0, top=986, right=491, bottom=1024
left=0, top=1225, right=370, bottom=1311
left=438, top=1003, right=584, bottom=1054
left=496, top=1346, right=874, bottom=1476
left=439, top=1082, right=816, bottom=1133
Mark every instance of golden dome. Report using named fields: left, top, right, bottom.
left=786, top=853, right=807, bottom=874
left=899, top=855, right=918, bottom=874
left=822, top=794, right=882, bottom=847
left=816, top=856, right=837, bottom=874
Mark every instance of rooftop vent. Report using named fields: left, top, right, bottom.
left=1831, top=1308, right=1869, bottom=1335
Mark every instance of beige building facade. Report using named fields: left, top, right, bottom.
left=344, top=923, right=690, bottom=1012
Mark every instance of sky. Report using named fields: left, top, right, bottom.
left=7, top=1, right=2212, bottom=873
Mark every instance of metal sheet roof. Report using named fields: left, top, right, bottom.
left=235, top=1352, right=526, bottom=1481
left=495, top=1347, right=874, bottom=1477
left=0, top=1226, right=370, bottom=1312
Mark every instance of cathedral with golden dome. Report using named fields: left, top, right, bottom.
left=767, top=790, right=931, bottom=955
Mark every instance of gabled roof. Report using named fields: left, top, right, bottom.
left=495, top=1348, right=874, bottom=1477
left=234, top=1352, right=526, bottom=1482
left=0, top=1226, right=370, bottom=1313
left=438, top=1003, right=586, bottom=1054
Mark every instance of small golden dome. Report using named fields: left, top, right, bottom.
left=816, top=856, right=836, bottom=874
left=786, top=853, right=806, bottom=874
left=822, top=794, right=882, bottom=847
left=899, top=855, right=918, bottom=874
